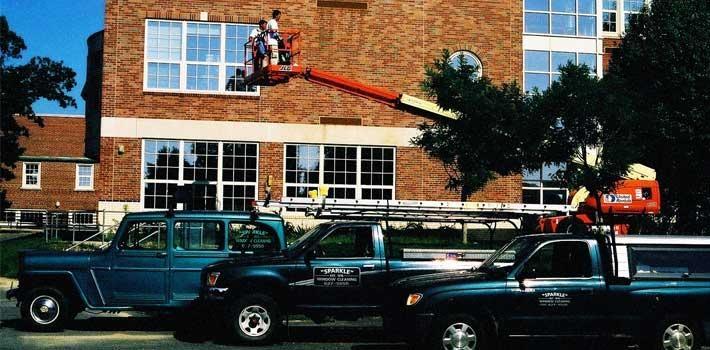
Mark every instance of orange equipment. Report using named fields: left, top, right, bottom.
left=244, top=30, right=457, bottom=119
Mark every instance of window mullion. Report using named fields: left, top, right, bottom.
left=356, top=147, right=362, bottom=199
left=319, top=145, right=325, bottom=188
left=217, top=142, right=224, bottom=210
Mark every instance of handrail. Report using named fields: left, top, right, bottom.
left=65, top=222, right=120, bottom=251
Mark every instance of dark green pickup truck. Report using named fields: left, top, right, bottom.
left=391, top=234, right=710, bottom=350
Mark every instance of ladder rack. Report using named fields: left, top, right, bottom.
left=257, top=198, right=572, bottom=224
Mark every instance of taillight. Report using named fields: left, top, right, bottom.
left=406, top=293, right=423, bottom=306
left=207, top=272, right=220, bottom=287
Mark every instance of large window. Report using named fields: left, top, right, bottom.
left=142, top=139, right=258, bottom=210
left=145, top=20, right=257, bottom=94
left=523, top=164, right=568, bottom=205
left=524, top=0, right=597, bottom=37
left=630, top=247, right=710, bottom=279
left=22, top=162, right=41, bottom=189
left=524, top=50, right=598, bottom=92
left=284, top=144, right=395, bottom=200
left=228, top=222, right=280, bottom=252
left=448, top=51, right=483, bottom=80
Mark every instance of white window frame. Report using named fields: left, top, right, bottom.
left=448, top=51, right=483, bottom=79
left=143, top=19, right=260, bottom=96
left=140, top=139, right=259, bottom=211
left=21, top=162, right=41, bottom=190
left=283, top=144, right=396, bottom=200
left=522, top=166, right=569, bottom=205
left=602, top=0, right=648, bottom=36
left=523, top=0, right=598, bottom=38
left=75, top=164, right=94, bottom=191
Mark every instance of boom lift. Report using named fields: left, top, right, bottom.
left=244, top=30, right=457, bottom=119
left=245, top=30, right=661, bottom=235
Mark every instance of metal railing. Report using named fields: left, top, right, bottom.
left=65, top=221, right=120, bottom=251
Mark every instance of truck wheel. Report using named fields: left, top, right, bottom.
left=644, top=319, right=701, bottom=350
left=225, top=293, right=281, bottom=344
left=20, top=287, right=69, bottom=332
left=428, top=314, right=489, bottom=350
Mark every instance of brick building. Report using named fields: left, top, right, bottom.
left=87, top=0, right=527, bottom=223
left=0, top=115, right=98, bottom=226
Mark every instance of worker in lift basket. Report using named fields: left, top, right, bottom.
left=267, top=10, right=281, bottom=66
left=249, top=19, right=268, bottom=70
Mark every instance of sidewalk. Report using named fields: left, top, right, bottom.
left=0, top=276, right=18, bottom=292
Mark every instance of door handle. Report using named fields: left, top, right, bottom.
left=362, top=264, right=375, bottom=270
left=156, top=252, right=167, bottom=258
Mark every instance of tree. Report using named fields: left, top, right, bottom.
left=527, top=63, right=639, bottom=222
left=0, top=16, right=77, bottom=207
left=607, top=0, right=710, bottom=233
left=413, top=51, right=542, bottom=200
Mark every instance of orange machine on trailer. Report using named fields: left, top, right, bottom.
left=244, top=30, right=661, bottom=235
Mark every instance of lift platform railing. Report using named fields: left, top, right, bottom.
left=244, top=29, right=302, bottom=86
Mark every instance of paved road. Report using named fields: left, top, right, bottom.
left=0, top=280, right=660, bottom=350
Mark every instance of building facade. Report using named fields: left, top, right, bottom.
left=90, top=0, right=526, bottom=221
left=0, top=115, right=98, bottom=226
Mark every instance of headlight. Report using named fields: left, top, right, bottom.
left=406, top=293, right=423, bottom=306
left=207, top=272, right=221, bottom=287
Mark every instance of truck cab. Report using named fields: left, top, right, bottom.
left=7, top=211, right=286, bottom=331
left=392, top=234, right=710, bottom=350
left=201, top=221, right=482, bottom=344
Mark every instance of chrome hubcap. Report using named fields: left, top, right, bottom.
left=442, top=322, right=477, bottom=350
left=30, top=295, right=60, bottom=325
left=238, top=305, right=271, bottom=337
left=663, top=323, right=694, bottom=350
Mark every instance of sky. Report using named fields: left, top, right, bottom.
left=1, top=0, right=105, bottom=116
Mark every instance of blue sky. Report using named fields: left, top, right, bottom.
left=2, top=0, right=105, bottom=115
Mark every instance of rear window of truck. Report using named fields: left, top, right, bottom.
left=229, top=222, right=279, bottom=252
left=630, top=246, right=710, bottom=278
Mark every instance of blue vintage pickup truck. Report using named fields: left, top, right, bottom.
left=201, top=221, right=482, bottom=344
left=6, top=210, right=286, bottom=331
left=390, top=234, right=710, bottom=350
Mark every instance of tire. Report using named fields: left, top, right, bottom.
left=427, top=314, right=490, bottom=350
left=641, top=319, right=701, bottom=350
left=224, top=293, right=282, bottom=344
left=20, top=287, right=70, bottom=332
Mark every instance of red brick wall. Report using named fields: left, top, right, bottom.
left=97, top=138, right=143, bottom=202
left=102, top=0, right=522, bottom=127
left=602, top=38, right=622, bottom=74
left=99, top=0, right=524, bottom=204
left=1, top=161, right=98, bottom=211
left=16, top=116, right=87, bottom=158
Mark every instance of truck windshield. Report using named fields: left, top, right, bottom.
left=477, top=237, right=537, bottom=273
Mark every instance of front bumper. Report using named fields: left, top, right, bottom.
left=6, top=287, right=19, bottom=300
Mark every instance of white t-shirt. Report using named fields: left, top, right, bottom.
left=249, top=28, right=262, bottom=40
left=266, top=19, right=279, bottom=45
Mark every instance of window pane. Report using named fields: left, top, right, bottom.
left=525, top=0, right=549, bottom=11
left=552, top=0, right=575, bottom=13
left=119, top=222, right=167, bottom=250
left=579, top=0, right=596, bottom=14
left=315, top=226, right=374, bottom=258
left=525, top=13, right=550, bottom=33
left=579, top=15, right=597, bottom=36
left=228, top=222, right=279, bottom=252
left=186, top=64, right=219, bottom=91
left=187, top=23, right=221, bottom=63
left=603, top=0, right=617, bottom=10
left=603, top=12, right=617, bottom=32
left=525, top=73, right=550, bottom=92
left=146, top=20, right=181, bottom=61
left=522, top=241, right=592, bottom=278
left=525, top=50, right=550, bottom=72
left=631, top=248, right=710, bottom=277
left=552, top=51, right=576, bottom=72
left=624, top=0, right=643, bottom=12
left=174, top=221, right=224, bottom=250
left=551, top=14, right=576, bottom=35
left=578, top=53, right=597, bottom=73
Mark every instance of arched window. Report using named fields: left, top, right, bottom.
left=448, top=51, right=483, bottom=80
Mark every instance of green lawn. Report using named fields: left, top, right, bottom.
left=0, top=234, right=72, bottom=278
